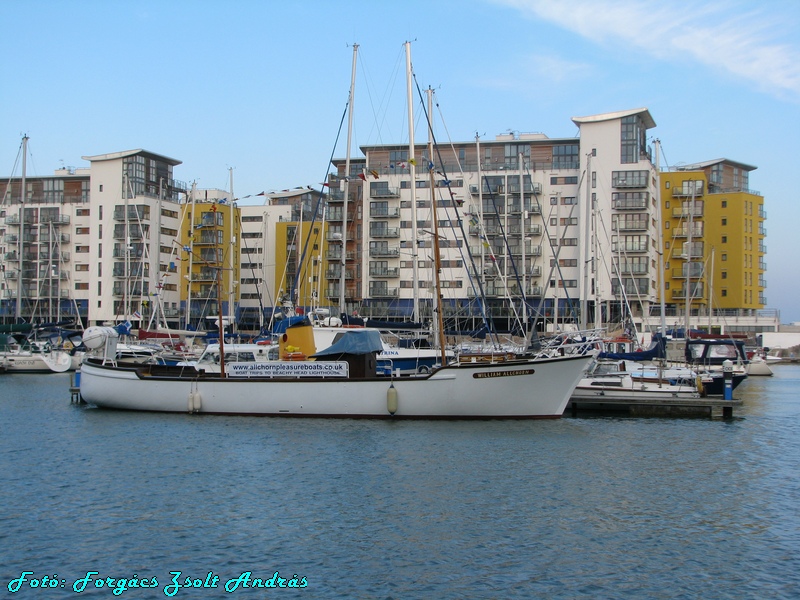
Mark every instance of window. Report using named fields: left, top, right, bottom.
left=561, top=197, right=577, bottom=205
left=722, top=254, right=727, bottom=261
left=550, top=176, right=578, bottom=185
left=722, top=271, right=727, bottom=279
left=721, top=200, right=727, bottom=208
left=722, top=289, right=728, bottom=297
left=75, top=227, right=89, bottom=235
left=552, top=144, right=578, bottom=169
left=99, top=185, right=103, bottom=192
left=75, top=264, right=89, bottom=272
left=721, top=218, right=727, bottom=226
left=722, top=236, right=727, bottom=243
left=612, top=170, right=648, bottom=188
left=75, top=282, right=89, bottom=290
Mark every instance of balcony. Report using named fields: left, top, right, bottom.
left=530, top=266, right=542, bottom=277
left=672, top=224, right=704, bottom=238
left=529, top=286, right=544, bottom=297
left=612, top=219, right=649, bottom=232
left=38, top=232, right=70, bottom=243
left=369, top=267, right=400, bottom=278
left=112, top=284, right=150, bottom=297
left=671, top=285, right=705, bottom=300
left=113, top=207, right=150, bottom=221
left=369, top=246, right=400, bottom=257
left=672, top=264, right=704, bottom=279
left=369, top=187, right=400, bottom=199
left=369, top=207, right=401, bottom=218
left=672, top=202, right=704, bottom=218
left=369, top=286, right=399, bottom=298
left=616, top=263, right=649, bottom=276
left=40, top=215, right=70, bottom=226
left=671, top=184, right=704, bottom=197
left=612, top=242, right=648, bottom=253
left=325, top=268, right=355, bottom=279
left=613, top=197, right=648, bottom=210
left=192, top=232, right=221, bottom=245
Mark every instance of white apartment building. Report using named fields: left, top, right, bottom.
left=1, top=148, right=188, bottom=328
left=332, top=108, right=660, bottom=334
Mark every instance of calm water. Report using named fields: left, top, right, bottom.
left=1, top=366, right=799, bottom=599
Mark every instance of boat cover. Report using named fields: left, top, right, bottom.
left=311, top=330, right=384, bottom=357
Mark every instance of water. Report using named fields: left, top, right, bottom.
left=2, top=366, right=800, bottom=599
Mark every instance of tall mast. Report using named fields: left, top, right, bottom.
left=405, top=41, right=419, bottom=323
left=581, top=151, right=592, bottom=330
left=519, top=152, right=525, bottom=330
left=186, top=182, right=196, bottom=330
left=655, top=140, right=666, bottom=336
left=228, top=167, right=235, bottom=322
left=340, top=43, right=358, bottom=316
left=426, top=87, right=446, bottom=361
left=684, top=184, right=695, bottom=336
left=16, top=135, right=28, bottom=321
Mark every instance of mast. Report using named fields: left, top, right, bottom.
left=340, top=43, right=358, bottom=316
left=520, top=151, right=527, bottom=330
left=655, top=140, right=666, bottom=337
left=228, top=167, right=235, bottom=322
left=186, top=182, right=196, bottom=330
left=708, top=246, right=715, bottom=331
left=405, top=41, right=419, bottom=323
left=684, top=184, right=695, bottom=337
left=426, top=87, right=446, bottom=362
left=16, top=135, right=28, bottom=321
left=123, top=172, right=131, bottom=322
left=581, top=151, right=592, bottom=330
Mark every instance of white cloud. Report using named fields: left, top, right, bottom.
left=494, top=0, right=800, bottom=101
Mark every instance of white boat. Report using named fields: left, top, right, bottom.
left=0, top=336, right=72, bottom=373
left=572, top=360, right=701, bottom=402
left=78, top=321, right=592, bottom=418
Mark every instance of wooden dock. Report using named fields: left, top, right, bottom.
left=566, top=396, right=741, bottom=418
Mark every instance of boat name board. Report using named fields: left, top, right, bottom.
left=228, top=361, right=349, bottom=378
left=473, top=368, right=535, bottom=379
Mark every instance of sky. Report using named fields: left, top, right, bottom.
left=2, top=0, right=799, bottom=322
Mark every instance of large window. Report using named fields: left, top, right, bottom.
left=552, top=144, right=579, bottom=169
left=620, top=115, right=647, bottom=164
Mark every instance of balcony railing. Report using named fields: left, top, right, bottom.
left=369, top=286, right=400, bottom=297
left=369, top=267, right=400, bottom=278
left=369, top=187, right=400, bottom=198
left=369, top=207, right=401, bottom=218
left=370, top=227, right=400, bottom=238
left=369, top=247, right=400, bottom=257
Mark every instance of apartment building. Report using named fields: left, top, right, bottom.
left=1, top=148, right=188, bottom=328
left=324, top=108, right=662, bottom=334
left=659, top=159, right=768, bottom=334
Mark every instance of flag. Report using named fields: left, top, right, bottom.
left=256, top=191, right=265, bottom=196
left=358, top=172, right=367, bottom=181
left=218, top=197, right=227, bottom=204
left=427, top=161, right=435, bottom=171
left=370, top=170, right=379, bottom=179
left=408, top=158, right=417, bottom=165
left=133, top=311, right=142, bottom=319
left=398, top=162, right=407, bottom=169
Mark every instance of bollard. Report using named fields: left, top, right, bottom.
left=722, top=359, right=733, bottom=401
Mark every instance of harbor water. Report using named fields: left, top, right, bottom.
left=2, top=365, right=800, bottom=599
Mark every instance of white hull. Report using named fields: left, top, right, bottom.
left=0, top=350, right=72, bottom=373
left=78, top=353, right=592, bottom=418
left=572, top=375, right=700, bottom=402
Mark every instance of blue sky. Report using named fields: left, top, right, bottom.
left=3, top=0, right=799, bottom=322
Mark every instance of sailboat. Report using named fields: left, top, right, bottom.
left=77, top=45, right=592, bottom=418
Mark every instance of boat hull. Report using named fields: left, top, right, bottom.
left=78, top=354, right=593, bottom=419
